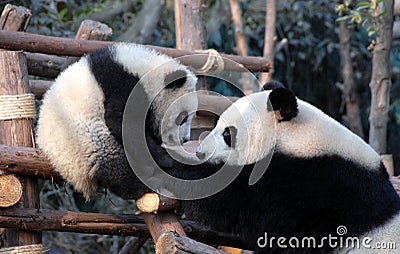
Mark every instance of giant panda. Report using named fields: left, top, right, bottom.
left=36, top=43, right=198, bottom=201
left=173, top=82, right=400, bottom=253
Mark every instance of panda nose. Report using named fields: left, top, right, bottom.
left=196, top=151, right=206, bottom=160
left=196, top=146, right=206, bottom=160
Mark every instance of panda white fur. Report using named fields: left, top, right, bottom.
left=182, top=82, right=400, bottom=253
left=36, top=43, right=198, bottom=200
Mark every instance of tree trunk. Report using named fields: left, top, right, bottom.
left=338, top=21, right=364, bottom=138
left=259, top=0, right=276, bottom=85
left=395, top=0, right=400, bottom=15
left=368, top=0, right=394, bottom=154
left=117, top=0, right=165, bottom=43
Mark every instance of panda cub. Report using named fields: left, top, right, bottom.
left=36, top=43, right=198, bottom=200
left=190, top=82, right=400, bottom=253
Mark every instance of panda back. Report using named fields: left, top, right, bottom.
left=36, top=57, right=114, bottom=199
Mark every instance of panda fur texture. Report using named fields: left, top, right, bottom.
left=36, top=43, right=197, bottom=200
left=178, top=82, right=400, bottom=253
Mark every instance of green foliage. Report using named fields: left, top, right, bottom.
left=27, top=0, right=107, bottom=37
left=335, top=0, right=385, bottom=36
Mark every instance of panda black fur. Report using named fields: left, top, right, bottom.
left=36, top=43, right=197, bottom=200
left=171, top=82, right=400, bottom=253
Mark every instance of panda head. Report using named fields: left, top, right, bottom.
left=112, top=44, right=198, bottom=146
left=197, top=81, right=381, bottom=170
left=157, top=70, right=197, bottom=145
left=196, top=82, right=298, bottom=165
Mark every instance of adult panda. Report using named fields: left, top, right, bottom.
left=185, top=82, right=400, bottom=253
left=36, top=43, right=198, bottom=201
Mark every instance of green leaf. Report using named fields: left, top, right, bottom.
left=356, top=2, right=370, bottom=8
left=336, top=16, right=350, bottom=22
left=59, top=8, right=68, bottom=18
left=377, top=11, right=387, bottom=18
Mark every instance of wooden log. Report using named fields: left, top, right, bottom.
left=0, top=30, right=271, bottom=72
left=229, top=0, right=254, bottom=95
left=61, top=19, right=112, bottom=70
left=381, top=154, right=394, bottom=176
left=29, top=79, right=237, bottom=115
left=0, top=207, right=150, bottom=237
left=390, top=176, right=400, bottom=194
left=156, top=232, right=227, bottom=254
left=0, top=244, right=47, bottom=254
left=0, top=207, right=252, bottom=249
left=29, top=80, right=52, bottom=100
left=0, top=4, right=31, bottom=32
left=2, top=143, right=400, bottom=201
left=0, top=174, right=22, bottom=207
left=259, top=0, right=276, bottom=84
left=175, top=0, right=206, bottom=50
left=0, top=145, right=57, bottom=179
left=197, top=92, right=237, bottom=116
left=136, top=193, right=180, bottom=214
left=175, top=0, right=208, bottom=89
left=26, top=52, right=64, bottom=79
left=142, top=212, right=186, bottom=243
left=0, top=49, right=41, bottom=246
left=0, top=4, right=34, bottom=246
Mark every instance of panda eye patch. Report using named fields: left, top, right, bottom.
left=223, top=126, right=237, bottom=148
left=176, top=111, right=189, bottom=126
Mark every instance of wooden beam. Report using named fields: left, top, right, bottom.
left=25, top=52, right=64, bottom=79
left=30, top=79, right=237, bottom=114
left=0, top=145, right=57, bottom=179
left=0, top=30, right=271, bottom=72
left=0, top=207, right=252, bottom=249
left=142, top=212, right=186, bottom=243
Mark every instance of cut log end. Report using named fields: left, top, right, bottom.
left=136, top=193, right=160, bottom=213
left=0, top=174, right=22, bottom=207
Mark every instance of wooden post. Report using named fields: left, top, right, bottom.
left=175, top=0, right=208, bottom=90
left=0, top=4, right=41, bottom=247
left=259, top=0, right=276, bottom=85
left=0, top=4, right=31, bottom=32
left=141, top=213, right=186, bottom=242
left=229, top=0, right=253, bottom=95
left=61, top=19, right=112, bottom=70
left=0, top=51, right=41, bottom=247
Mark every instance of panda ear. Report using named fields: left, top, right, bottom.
left=262, top=80, right=285, bottom=91
left=164, top=70, right=187, bottom=89
left=268, top=87, right=298, bottom=122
